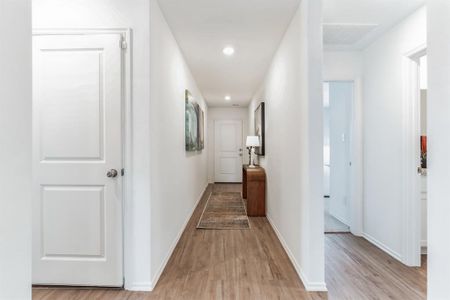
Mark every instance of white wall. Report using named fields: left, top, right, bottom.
left=0, top=0, right=32, bottom=299
left=323, top=51, right=363, bottom=81
left=427, top=1, right=450, bottom=298
left=362, top=6, right=426, bottom=260
left=248, top=0, right=325, bottom=290
left=149, top=0, right=208, bottom=289
left=207, top=107, right=248, bottom=183
left=33, top=0, right=153, bottom=289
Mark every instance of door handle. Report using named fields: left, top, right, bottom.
left=107, top=169, right=119, bottom=178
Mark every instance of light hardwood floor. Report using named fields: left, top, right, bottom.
left=325, top=234, right=426, bottom=299
left=33, top=184, right=426, bottom=300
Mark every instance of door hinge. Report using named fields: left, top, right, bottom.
left=120, top=38, right=128, bottom=50
left=121, top=168, right=125, bottom=176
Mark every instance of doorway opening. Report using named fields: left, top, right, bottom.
left=323, top=81, right=353, bottom=233
left=419, top=55, right=428, bottom=257
left=403, top=45, right=427, bottom=267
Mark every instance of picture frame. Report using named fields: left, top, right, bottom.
left=254, top=102, right=265, bottom=156
left=185, top=89, right=205, bottom=151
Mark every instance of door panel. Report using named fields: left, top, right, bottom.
left=32, top=34, right=123, bottom=286
left=214, top=121, right=243, bottom=182
left=329, top=81, right=353, bottom=226
left=40, top=50, right=104, bottom=161
left=41, top=186, right=105, bottom=258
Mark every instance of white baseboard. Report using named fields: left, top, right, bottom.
left=125, top=282, right=153, bottom=292
left=421, top=240, right=427, bottom=255
left=350, top=229, right=363, bottom=237
left=266, top=215, right=328, bottom=292
left=148, top=184, right=210, bottom=291
left=362, top=232, right=403, bottom=262
left=329, top=211, right=350, bottom=228
left=421, top=243, right=427, bottom=255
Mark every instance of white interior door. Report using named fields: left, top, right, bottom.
left=32, top=34, right=123, bottom=286
left=329, top=81, right=353, bottom=226
left=214, top=120, right=243, bottom=182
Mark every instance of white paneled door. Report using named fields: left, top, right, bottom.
left=32, top=34, right=123, bottom=286
left=214, top=120, right=243, bottom=182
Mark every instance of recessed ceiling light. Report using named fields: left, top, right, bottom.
left=222, top=46, right=235, bottom=56
left=225, top=95, right=231, bottom=101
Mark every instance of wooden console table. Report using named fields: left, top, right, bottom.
left=242, top=165, right=266, bottom=217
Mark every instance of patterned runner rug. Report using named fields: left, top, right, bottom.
left=197, top=191, right=250, bottom=230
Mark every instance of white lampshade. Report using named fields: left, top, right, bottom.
left=246, top=136, right=260, bottom=147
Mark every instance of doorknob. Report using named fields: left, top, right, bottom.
left=107, top=169, right=118, bottom=178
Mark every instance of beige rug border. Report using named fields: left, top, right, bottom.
left=196, top=190, right=251, bottom=230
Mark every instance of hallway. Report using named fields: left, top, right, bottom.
left=5, top=0, right=450, bottom=298
left=33, top=184, right=426, bottom=300
left=33, top=184, right=325, bottom=300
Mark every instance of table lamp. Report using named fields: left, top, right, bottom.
left=246, top=136, right=260, bottom=168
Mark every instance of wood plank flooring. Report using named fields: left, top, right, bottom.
left=33, top=184, right=426, bottom=300
left=325, top=234, right=427, bottom=300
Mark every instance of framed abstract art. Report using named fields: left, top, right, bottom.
left=254, top=102, right=265, bottom=156
left=185, top=89, right=205, bottom=151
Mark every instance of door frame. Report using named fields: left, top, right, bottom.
left=32, top=28, right=132, bottom=286
left=402, top=43, right=427, bottom=266
left=323, top=79, right=363, bottom=236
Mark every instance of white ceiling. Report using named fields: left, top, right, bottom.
left=158, top=0, right=426, bottom=106
left=323, top=0, right=425, bottom=50
left=157, top=0, right=300, bottom=107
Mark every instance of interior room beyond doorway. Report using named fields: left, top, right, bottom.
left=323, top=81, right=353, bottom=233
